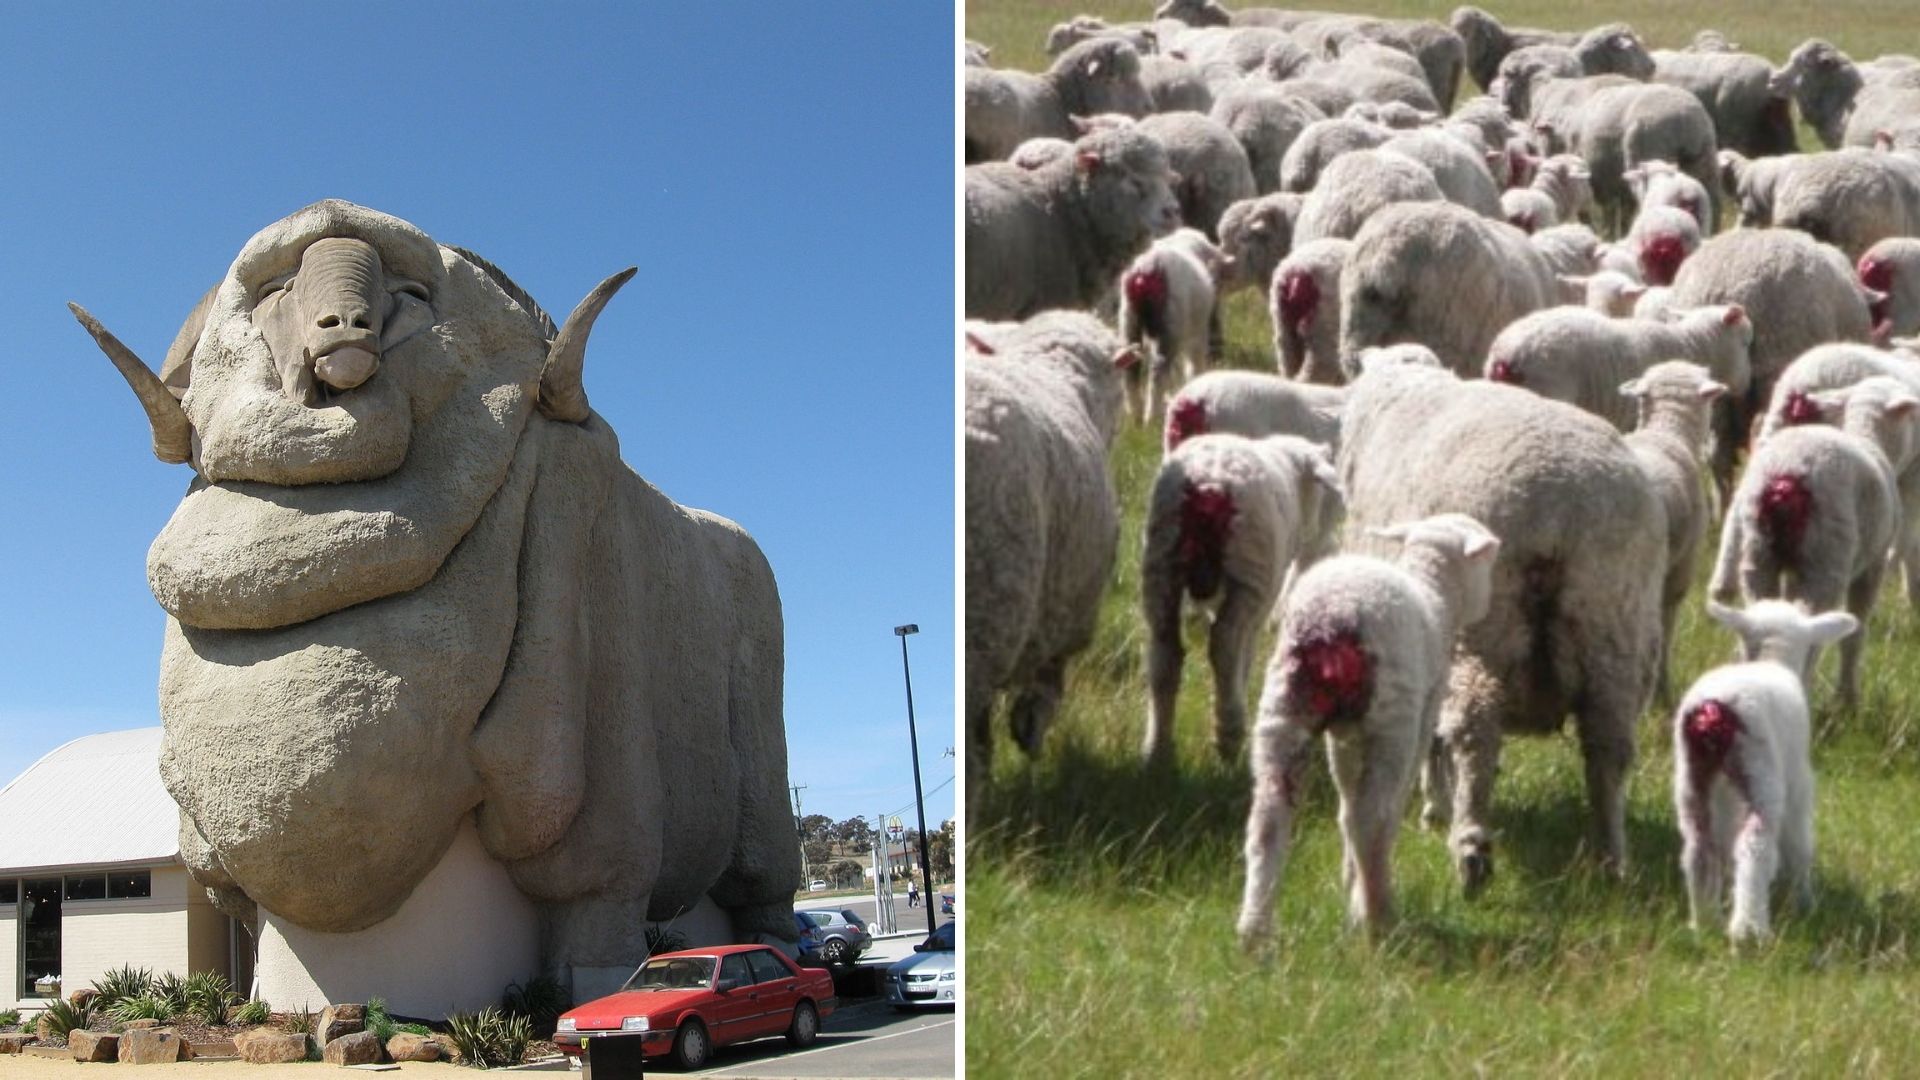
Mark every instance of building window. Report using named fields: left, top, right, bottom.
left=0, top=879, right=15, bottom=905
left=107, top=871, right=151, bottom=899
left=20, top=878, right=61, bottom=998
left=64, top=875, right=107, bottom=901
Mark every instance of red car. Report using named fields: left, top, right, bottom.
left=554, top=943, right=836, bottom=1069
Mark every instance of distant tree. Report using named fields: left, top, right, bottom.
left=927, top=820, right=955, bottom=882
left=800, top=814, right=834, bottom=848
left=838, top=817, right=873, bottom=851
left=803, top=839, right=833, bottom=868
left=829, top=859, right=863, bottom=888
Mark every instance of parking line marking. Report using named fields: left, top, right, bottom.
left=702, top=1016, right=956, bottom=1075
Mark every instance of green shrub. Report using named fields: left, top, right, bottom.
left=38, top=997, right=92, bottom=1042
left=181, top=971, right=237, bottom=1025
left=644, top=925, right=688, bottom=956
left=106, top=992, right=175, bottom=1024
left=398, top=1022, right=432, bottom=1037
left=446, top=1007, right=531, bottom=1069
left=365, top=996, right=397, bottom=1044
left=89, top=965, right=154, bottom=1010
left=284, top=1005, right=315, bottom=1035
left=232, top=999, right=270, bottom=1026
left=500, top=975, right=570, bottom=1039
left=151, top=972, right=189, bottom=1016
left=0, top=1008, right=19, bottom=1028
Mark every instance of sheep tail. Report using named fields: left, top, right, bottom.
left=1177, top=480, right=1236, bottom=600
left=1681, top=698, right=1742, bottom=792
left=1284, top=625, right=1372, bottom=728
left=1779, top=390, right=1822, bottom=427
left=1756, top=472, right=1814, bottom=564
left=1277, top=267, right=1320, bottom=340
left=1124, top=264, right=1170, bottom=342
left=1164, top=395, right=1209, bottom=452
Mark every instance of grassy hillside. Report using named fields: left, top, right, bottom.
left=966, top=3, right=1920, bottom=1075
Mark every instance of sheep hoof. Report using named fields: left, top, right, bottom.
left=1456, top=839, right=1495, bottom=898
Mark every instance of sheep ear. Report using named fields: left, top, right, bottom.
left=1076, top=150, right=1104, bottom=174
left=965, top=330, right=995, bottom=355
left=1705, top=600, right=1746, bottom=633
left=1559, top=273, right=1592, bottom=289
left=1069, top=114, right=1096, bottom=135
left=1700, top=380, right=1730, bottom=402
left=1247, top=219, right=1269, bottom=235
left=1085, top=58, right=1103, bottom=77
left=1365, top=524, right=1412, bottom=542
left=1804, top=611, right=1861, bottom=644
left=1112, top=345, right=1141, bottom=370
left=1462, top=532, right=1501, bottom=561
left=1722, top=304, right=1747, bottom=326
left=1619, top=377, right=1645, bottom=398
left=1306, top=451, right=1342, bottom=497
left=1888, top=392, right=1920, bottom=417
left=1622, top=284, right=1649, bottom=300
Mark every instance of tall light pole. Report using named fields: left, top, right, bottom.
left=894, top=623, right=938, bottom=936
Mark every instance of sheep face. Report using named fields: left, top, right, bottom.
left=1576, top=25, right=1656, bottom=80
left=1219, top=195, right=1298, bottom=291
left=1773, top=40, right=1863, bottom=147
left=1076, top=129, right=1183, bottom=246
left=1155, top=0, right=1230, bottom=28
left=1053, top=39, right=1156, bottom=119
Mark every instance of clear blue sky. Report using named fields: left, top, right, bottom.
left=0, top=7, right=955, bottom=837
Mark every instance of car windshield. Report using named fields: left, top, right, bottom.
left=804, top=911, right=833, bottom=927
left=620, top=956, right=716, bottom=991
left=924, top=922, right=954, bottom=951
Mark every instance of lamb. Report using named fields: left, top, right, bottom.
left=1651, top=47, right=1798, bottom=158
left=1627, top=159, right=1713, bottom=235
left=1709, top=377, right=1916, bottom=706
left=1503, top=154, right=1594, bottom=231
left=1529, top=223, right=1604, bottom=277
left=965, top=127, right=1182, bottom=320
left=1675, top=601, right=1858, bottom=942
left=1279, top=117, right=1394, bottom=193
left=1141, top=434, right=1345, bottom=766
left=1548, top=81, right=1721, bottom=235
left=1339, top=201, right=1558, bottom=376
left=1339, top=363, right=1667, bottom=893
left=1625, top=205, right=1702, bottom=286
left=1763, top=149, right=1920, bottom=260
left=1119, top=228, right=1232, bottom=423
left=1858, top=237, right=1920, bottom=341
left=1667, top=228, right=1875, bottom=484
left=1237, top=513, right=1502, bottom=949
left=1484, top=304, right=1752, bottom=433
left=1162, top=370, right=1346, bottom=453
left=1501, top=187, right=1556, bottom=233
left=1271, top=238, right=1354, bottom=384
left=964, top=312, right=1132, bottom=784
left=1560, top=269, right=1648, bottom=316
left=1718, top=149, right=1793, bottom=227
left=1448, top=6, right=1577, bottom=93
left=1293, top=149, right=1445, bottom=244
left=1210, top=84, right=1327, bottom=193
left=1621, top=362, right=1731, bottom=699
left=1217, top=192, right=1304, bottom=296
left=964, top=38, right=1156, bottom=162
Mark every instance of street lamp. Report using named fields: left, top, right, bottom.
left=894, top=623, right=938, bottom=937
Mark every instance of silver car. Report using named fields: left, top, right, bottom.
left=799, top=908, right=873, bottom=964
left=884, top=920, right=956, bottom=1009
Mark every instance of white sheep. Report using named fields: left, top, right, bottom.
left=1710, top=377, right=1918, bottom=706
left=1294, top=148, right=1444, bottom=244
left=1485, top=304, right=1751, bottom=434
left=964, top=311, right=1132, bottom=785
left=1771, top=38, right=1920, bottom=150
left=1760, top=149, right=1920, bottom=260
left=1278, top=117, right=1394, bottom=193
left=1857, top=237, right=1920, bottom=342
left=1378, top=128, right=1505, bottom=218
left=1271, top=237, right=1354, bottom=384
left=1501, top=187, right=1557, bottom=233
left=1529, top=222, right=1604, bottom=277
left=1652, top=47, right=1799, bottom=159
left=1449, top=6, right=1578, bottom=93
left=1627, top=159, right=1713, bottom=235
left=1340, top=201, right=1558, bottom=376
left=1237, top=513, right=1501, bottom=949
left=964, top=38, right=1157, bottom=162
left=1084, top=112, right=1260, bottom=239
left=1140, top=53, right=1218, bottom=113
left=1217, top=192, right=1304, bottom=296
left=1559, top=269, right=1648, bottom=316
left=965, top=127, right=1182, bottom=319
left=1340, top=364, right=1668, bottom=893
left=1141, top=434, right=1345, bottom=766
left=1621, top=362, right=1730, bottom=698
left=1162, top=369, right=1346, bottom=454
left=1623, top=205, right=1702, bottom=286
left=1210, top=83, right=1329, bottom=194
left=1554, top=81, right=1721, bottom=235
left=1675, top=601, right=1858, bottom=942
left=1119, top=228, right=1231, bottom=424
left=1718, top=149, right=1792, bottom=227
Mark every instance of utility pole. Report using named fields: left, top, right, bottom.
left=894, top=623, right=938, bottom=937
left=790, top=784, right=809, bottom=886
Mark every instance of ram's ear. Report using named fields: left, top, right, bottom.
left=539, top=267, right=638, bottom=423
left=160, top=282, right=220, bottom=400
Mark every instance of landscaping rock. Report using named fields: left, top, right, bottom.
left=34, top=1016, right=51, bottom=1041
left=69, top=1030, right=118, bottom=1062
left=187, top=1038, right=239, bottom=1059
left=386, top=1032, right=441, bottom=1062
left=0, top=1033, right=33, bottom=1054
left=122, top=1018, right=160, bottom=1030
left=317, top=1003, right=366, bottom=1045
left=69, top=989, right=98, bottom=1010
left=431, top=1034, right=461, bottom=1064
left=121, top=1027, right=186, bottom=1064
left=323, top=1030, right=384, bottom=1067
left=235, top=1028, right=310, bottom=1064
left=26, top=1045, right=68, bottom=1060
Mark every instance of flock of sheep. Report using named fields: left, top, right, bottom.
left=963, top=0, right=1920, bottom=948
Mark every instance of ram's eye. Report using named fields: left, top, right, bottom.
left=255, top=273, right=296, bottom=305
left=389, top=280, right=430, bottom=302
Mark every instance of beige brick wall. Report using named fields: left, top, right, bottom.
left=186, top=887, right=232, bottom=984
left=0, top=911, right=16, bottom=1010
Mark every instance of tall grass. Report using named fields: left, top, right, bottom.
left=967, top=2, right=1920, bottom=1073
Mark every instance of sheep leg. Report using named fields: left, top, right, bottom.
left=1677, top=774, right=1720, bottom=931
left=1008, top=658, right=1065, bottom=758
left=1238, top=718, right=1317, bottom=954
left=1420, top=684, right=1452, bottom=830
left=1728, top=808, right=1781, bottom=943
left=1142, top=566, right=1186, bottom=767
left=1441, top=661, right=1504, bottom=897
left=1328, top=732, right=1364, bottom=894
left=1785, top=570, right=1848, bottom=696
left=1779, top=788, right=1816, bottom=916
left=1343, top=729, right=1416, bottom=938
left=1839, top=568, right=1885, bottom=708
left=1575, top=680, right=1640, bottom=878
left=1709, top=511, right=1745, bottom=604
left=1208, top=585, right=1266, bottom=761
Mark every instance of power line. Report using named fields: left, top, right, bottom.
left=886, top=773, right=954, bottom=820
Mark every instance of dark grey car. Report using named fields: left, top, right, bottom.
left=799, top=908, right=873, bottom=964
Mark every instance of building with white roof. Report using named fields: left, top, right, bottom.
left=0, top=728, right=237, bottom=1010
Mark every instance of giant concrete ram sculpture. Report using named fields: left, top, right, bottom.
left=73, top=200, right=799, bottom=983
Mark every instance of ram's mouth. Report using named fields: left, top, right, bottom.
left=312, top=337, right=381, bottom=393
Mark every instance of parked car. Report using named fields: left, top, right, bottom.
left=807, top=879, right=828, bottom=891
left=799, top=908, right=873, bottom=965
left=554, top=944, right=837, bottom=1069
left=793, top=911, right=823, bottom=963
left=884, top=919, right=956, bottom=1010
left=940, top=892, right=955, bottom=915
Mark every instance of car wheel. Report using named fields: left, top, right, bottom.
left=671, top=1019, right=711, bottom=1070
left=822, top=938, right=846, bottom=964
left=785, top=1001, right=820, bottom=1048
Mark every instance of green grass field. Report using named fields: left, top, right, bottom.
left=966, top=3, right=1920, bottom=1074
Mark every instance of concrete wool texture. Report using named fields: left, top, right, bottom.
left=114, top=201, right=798, bottom=976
